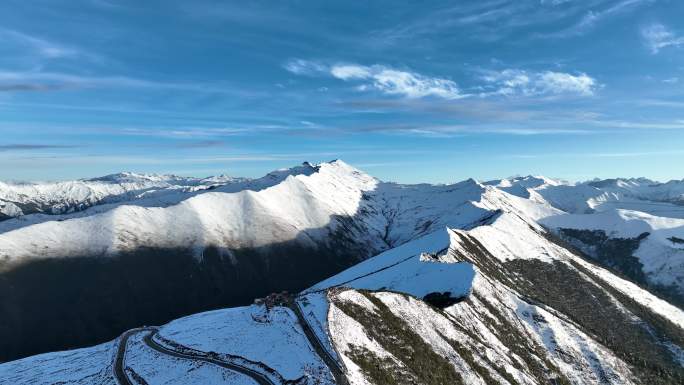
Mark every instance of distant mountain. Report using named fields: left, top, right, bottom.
left=485, top=175, right=684, bottom=215
left=0, top=163, right=327, bottom=224
left=0, top=162, right=683, bottom=385
left=0, top=172, right=239, bottom=221
left=486, top=175, right=684, bottom=306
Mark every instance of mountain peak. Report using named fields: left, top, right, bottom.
left=484, top=175, right=561, bottom=189
left=585, top=177, right=659, bottom=189
left=315, top=159, right=352, bottom=169
left=86, top=171, right=186, bottom=184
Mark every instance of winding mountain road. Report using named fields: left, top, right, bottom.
left=113, top=327, right=157, bottom=385
left=142, top=331, right=275, bottom=385
left=290, top=298, right=349, bottom=385
left=113, top=327, right=275, bottom=385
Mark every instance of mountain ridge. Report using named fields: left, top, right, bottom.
left=3, top=219, right=683, bottom=384
left=0, top=160, right=683, bottom=377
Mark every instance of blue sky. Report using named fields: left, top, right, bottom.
left=1, top=0, right=683, bottom=183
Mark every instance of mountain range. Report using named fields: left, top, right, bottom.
left=0, top=161, right=682, bottom=384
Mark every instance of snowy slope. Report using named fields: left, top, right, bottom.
left=314, top=205, right=682, bottom=383
left=449, top=212, right=684, bottom=328
left=485, top=175, right=684, bottom=301
left=0, top=162, right=323, bottom=234
left=0, top=172, right=240, bottom=220
left=310, top=228, right=476, bottom=300
left=319, top=198, right=683, bottom=384
left=124, top=330, right=260, bottom=385
left=1, top=162, right=683, bottom=384
left=156, top=305, right=333, bottom=382
left=484, top=175, right=564, bottom=198
left=3, top=204, right=684, bottom=384
left=3, top=160, right=547, bottom=364
left=587, top=177, right=684, bottom=205
left=486, top=175, right=684, bottom=218
left=542, top=209, right=684, bottom=294
left=322, top=221, right=680, bottom=384
left=0, top=161, right=555, bottom=264
left=0, top=160, right=383, bottom=262
left=0, top=339, right=117, bottom=385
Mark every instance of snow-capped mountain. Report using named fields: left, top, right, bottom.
left=485, top=175, right=684, bottom=216
left=0, top=162, right=322, bottom=231
left=0, top=161, right=380, bottom=260
left=0, top=161, right=393, bottom=363
left=3, top=212, right=682, bottom=384
left=0, top=172, right=240, bottom=221
left=486, top=175, right=684, bottom=306
left=0, top=161, right=683, bottom=384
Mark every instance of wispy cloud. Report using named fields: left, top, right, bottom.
left=481, top=69, right=599, bottom=96
left=0, top=28, right=82, bottom=59
left=0, top=70, right=253, bottom=94
left=0, top=71, right=161, bottom=93
left=331, top=64, right=464, bottom=99
left=542, top=0, right=651, bottom=38
left=642, top=23, right=684, bottom=54
left=284, top=60, right=464, bottom=99
left=338, top=111, right=684, bottom=138
left=286, top=59, right=598, bottom=100
left=119, top=127, right=255, bottom=138
left=0, top=83, right=71, bottom=92
left=175, top=140, right=227, bottom=149
left=338, top=98, right=538, bottom=121
left=634, top=99, right=684, bottom=108
left=507, top=149, right=684, bottom=159
left=115, top=123, right=298, bottom=139
left=0, top=152, right=345, bottom=166
left=372, top=0, right=649, bottom=44
left=540, top=0, right=573, bottom=5
left=347, top=123, right=591, bottom=137
left=0, top=144, right=79, bottom=151
left=589, top=119, right=684, bottom=130
left=283, top=59, right=328, bottom=76
left=368, top=1, right=524, bottom=44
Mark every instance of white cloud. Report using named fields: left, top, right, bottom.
left=330, top=64, right=464, bottom=99
left=285, top=59, right=596, bottom=100
left=330, top=65, right=372, bottom=80
left=641, top=23, right=684, bottom=54
left=283, top=59, right=327, bottom=75
left=537, top=71, right=597, bottom=95
left=540, top=0, right=573, bottom=4
left=482, top=69, right=597, bottom=96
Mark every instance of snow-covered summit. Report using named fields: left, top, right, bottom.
left=584, top=176, right=675, bottom=190
left=86, top=171, right=209, bottom=184
left=484, top=174, right=565, bottom=189
left=0, top=162, right=349, bottom=222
